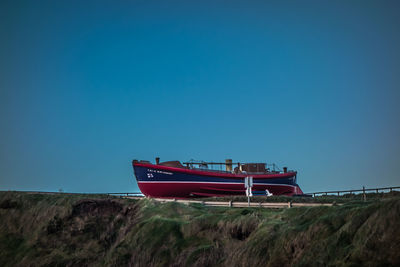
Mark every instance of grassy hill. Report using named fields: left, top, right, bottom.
left=0, top=191, right=399, bottom=266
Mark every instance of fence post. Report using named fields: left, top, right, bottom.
left=363, top=186, right=366, bottom=202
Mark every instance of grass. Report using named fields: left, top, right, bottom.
left=199, top=190, right=400, bottom=203
left=0, top=191, right=399, bottom=266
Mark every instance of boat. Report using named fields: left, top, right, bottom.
left=132, top=158, right=303, bottom=198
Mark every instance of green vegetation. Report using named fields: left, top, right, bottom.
left=0, top=191, right=399, bottom=266
left=200, top=190, right=400, bottom=203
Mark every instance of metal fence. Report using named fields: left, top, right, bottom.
left=5, top=187, right=400, bottom=198
left=306, top=186, right=400, bottom=197
left=106, top=192, right=143, bottom=197
left=135, top=197, right=336, bottom=208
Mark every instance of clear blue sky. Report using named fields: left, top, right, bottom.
left=1, top=0, right=399, bottom=193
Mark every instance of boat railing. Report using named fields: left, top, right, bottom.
left=182, top=160, right=287, bottom=174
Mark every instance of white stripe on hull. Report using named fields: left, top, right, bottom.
left=137, top=181, right=297, bottom=188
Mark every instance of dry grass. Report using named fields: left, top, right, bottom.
left=0, top=191, right=399, bottom=266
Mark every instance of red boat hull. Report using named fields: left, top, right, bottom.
left=133, top=162, right=303, bottom=198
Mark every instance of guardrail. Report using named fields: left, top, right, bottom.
left=126, top=197, right=337, bottom=208
left=307, top=186, right=400, bottom=197
left=0, top=190, right=335, bottom=208
left=3, top=188, right=399, bottom=208
left=0, top=191, right=144, bottom=197
left=106, top=192, right=143, bottom=197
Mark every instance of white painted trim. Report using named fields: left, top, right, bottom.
left=137, top=181, right=297, bottom=188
